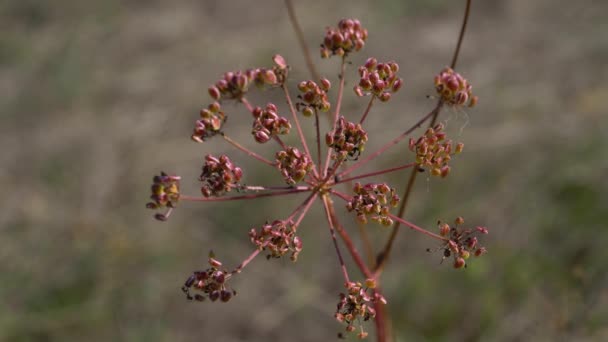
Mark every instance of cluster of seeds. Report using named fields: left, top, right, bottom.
left=199, top=154, right=243, bottom=197
left=335, top=279, right=386, bottom=339
left=321, top=18, right=368, bottom=58
left=251, top=103, right=291, bottom=144
left=434, top=67, right=478, bottom=107
left=208, top=55, right=289, bottom=101
left=191, top=102, right=226, bottom=143
left=326, top=116, right=368, bottom=160
left=146, top=172, right=180, bottom=210
left=275, top=147, right=313, bottom=185
left=409, top=123, right=463, bottom=178
left=296, top=79, right=331, bottom=116
left=435, top=216, right=489, bottom=269
left=181, top=256, right=236, bottom=302
left=248, top=220, right=303, bottom=261
left=346, top=182, right=399, bottom=226
left=354, top=58, right=403, bottom=102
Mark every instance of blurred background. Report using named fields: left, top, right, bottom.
left=2, top=0, right=607, bottom=341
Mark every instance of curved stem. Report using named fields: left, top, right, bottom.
left=375, top=0, right=473, bottom=275
left=282, top=84, right=319, bottom=178
left=293, top=192, right=318, bottom=227
left=180, top=189, right=308, bottom=202
left=314, top=108, right=322, bottom=175
left=231, top=248, right=261, bottom=275
left=284, top=0, right=321, bottom=81
left=222, top=134, right=275, bottom=167
left=359, top=96, right=376, bottom=124
left=240, top=97, right=255, bottom=113
left=335, top=162, right=417, bottom=185
left=323, top=58, right=347, bottom=177
left=243, top=185, right=310, bottom=192
left=322, top=195, right=350, bottom=283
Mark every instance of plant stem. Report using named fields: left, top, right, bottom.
left=374, top=0, right=473, bottom=276
left=283, top=0, right=321, bottom=82
left=231, top=248, right=261, bottom=275
left=359, top=96, right=375, bottom=124
left=323, top=58, right=346, bottom=177
left=180, top=189, right=308, bottom=202
left=222, top=134, right=275, bottom=167
left=322, top=195, right=350, bottom=283
left=282, top=84, right=319, bottom=178
left=335, top=162, right=417, bottom=185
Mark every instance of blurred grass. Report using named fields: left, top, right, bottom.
left=1, top=0, right=607, bottom=341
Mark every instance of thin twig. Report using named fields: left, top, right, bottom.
left=222, top=134, right=275, bottom=167
left=375, top=0, right=473, bottom=274
left=283, top=0, right=321, bottom=81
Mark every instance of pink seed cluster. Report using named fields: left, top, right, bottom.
left=326, top=116, right=368, bottom=160
left=199, top=154, right=243, bottom=197
left=251, top=103, right=291, bottom=143
left=275, top=147, right=313, bottom=185
left=181, top=256, right=236, bottom=302
left=409, top=123, right=463, bottom=178
left=346, top=182, right=399, bottom=226
left=146, top=172, right=180, bottom=211
left=354, top=58, right=403, bottom=102
left=208, top=55, right=289, bottom=101
left=335, top=280, right=386, bottom=339
left=249, top=220, right=303, bottom=261
left=321, top=18, right=368, bottom=58
left=436, top=217, right=489, bottom=269
left=434, top=67, right=478, bottom=107
left=297, top=79, right=331, bottom=116
left=191, top=102, right=226, bottom=143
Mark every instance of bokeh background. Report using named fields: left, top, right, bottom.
left=2, top=0, right=607, bottom=341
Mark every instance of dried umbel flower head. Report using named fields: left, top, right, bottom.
left=434, top=217, right=489, bottom=269
left=434, top=67, right=478, bottom=107
left=199, top=154, right=243, bottom=197
left=191, top=102, right=226, bottom=143
left=276, top=146, right=313, bottom=185
left=249, top=220, right=303, bottom=261
left=321, top=18, right=368, bottom=58
left=409, top=123, right=463, bottom=178
left=147, top=8, right=485, bottom=341
left=326, top=116, right=368, bottom=160
left=347, top=182, right=400, bottom=226
left=251, top=103, right=291, bottom=144
left=354, top=58, right=403, bottom=102
left=181, top=255, right=236, bottom=302
left=297, top=79, right=331, bottom=116
left=146, top=172, right=181, bottom=221
left=335, top=281, right=386, bottom=338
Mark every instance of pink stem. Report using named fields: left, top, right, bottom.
left=282, top=84, right=319, bottom=178
left=222, top=134, right=275, bottom=167
left=321, top=195, right=350, bottom=283
left=335, top=162, right=417, bottom=184
left=243, top=185, right=310, bottom=192
left=231, top=248, right=261, bottom=275
left=314, top=108, right=322, bottom=175
left=180, top=189, right=308, bottom=202
left=359, top=96, right=375, bottom=124
left=293, top=192, right=319, bottom=227
left=387, top=213, right=447, bottom=242
left=323, top=58, right=346, bottom=177
left=273, top=135, right=288, bottom=150
left=240, top=97, right=255, bottom=113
